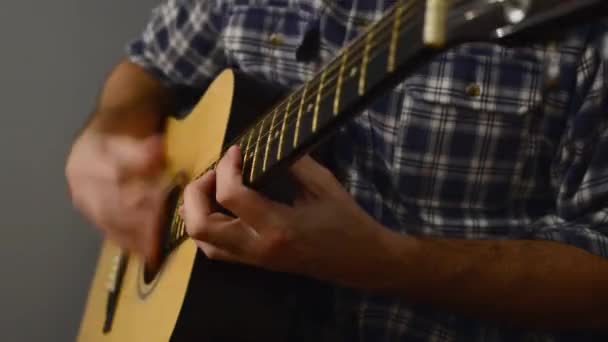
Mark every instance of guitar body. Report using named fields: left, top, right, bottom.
left=77, top=69, right=334, bottom=342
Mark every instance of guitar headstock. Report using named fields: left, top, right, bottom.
left=423, top=0, right=608, bottom=48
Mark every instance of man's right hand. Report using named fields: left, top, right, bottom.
left=65, top=131, right=168, bottom=267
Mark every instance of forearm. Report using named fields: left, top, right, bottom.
left=82, top=59, right=176, bottom=137
left=376, top=231, right=608, bottom=330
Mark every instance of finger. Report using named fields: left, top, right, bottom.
left=103, top=223, right=159, bottom=271
left=110, top=135, right=165, bottom=179
left=70, top=152, right=166, bottom=265
left=183, top=170, right=256, bottom=251
left=215, top=145, right=288, bottom=230
left=187, top=214, right=259, bottom=255
left=97, top=183, right=165, bottom=265
left=118, top=210, right=162, bottom=263
left=120, top=176, right=168, bottom=209
left=183, top=170, right=216, bottom=223
left=289, top=155, right=338, bottom=196
left=93, top=208, right=141, bottom=256
left=195, top=240, right=241, bottom=262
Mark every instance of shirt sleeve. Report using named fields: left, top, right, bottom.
left=529, top=21, right=608, bottom=258
left=126, top=0, right=228, bottom=112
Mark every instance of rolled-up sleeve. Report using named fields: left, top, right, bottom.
left=530, top=21, right=608, bottom=258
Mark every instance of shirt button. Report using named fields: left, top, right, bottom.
left=466, top=83, right=481, bottom=97
left=268, top=33, right=283, bottom=46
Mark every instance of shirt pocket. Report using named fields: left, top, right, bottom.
left=222, top=1, right=317, bottom=86
left=396, top=43, right=544, bottom=210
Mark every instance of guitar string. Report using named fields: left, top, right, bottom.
left=166, top=1, right=428, bottom=246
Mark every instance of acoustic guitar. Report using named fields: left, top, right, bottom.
left=77, top=0, right=607, bottom=341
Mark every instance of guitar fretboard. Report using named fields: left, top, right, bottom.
left=237, top=0, right=426, bottom=184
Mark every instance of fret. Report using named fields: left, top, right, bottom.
left=388, top=2, right=405, bottom=72
left=165, top=190, right=184, bottom=249
left=242, top=130, right=255, bottom=177
left=172, top=198, right=181, bottom=241
left=298, top=91, right=316, bottom=149
left=333, top=53, right=348, bottom=115
left=265, top=108, right=283, bottom=171
left=173, top=217, right=180, bottom=243
left=334, top=56, right=360, bottom=121
left=316, top=83, right=337, bottom=134
left=238, top=134, right=248, bottom=151
left=166, top=221, right=175, bottom=250
left=358, top=30, right=373, bottom=95
left=179, top=219, right=186, bottom=239
left=249, top=117, right=266, bottom=183
left=172, top=209, right=180, bottom=245
left=313, top=70, right=327, bottom=131
left=280, top=97, right=297, bottom=161
left=174, top=218, right=181, bottom=242
left=263, top=108, right=279, bottom=172
left=293, top=84, right=308, bottom=147
left=277, top=95, right=292, bottom=160
left=364, top=32, right=392, bottom=93
left=172, top=217, right=177, bottom=242
left=251, top=116, right=275, bottom=181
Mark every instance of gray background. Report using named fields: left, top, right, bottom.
left=0, top=1, right=159, bottom=340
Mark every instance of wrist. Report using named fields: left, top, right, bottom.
left=353, top=224, right=421, bottom=293
left=83, top=108, right=164, bottom=138
left=382, top=229, right=419, bottom=288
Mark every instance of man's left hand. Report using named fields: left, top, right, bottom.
left=181, top=145, right=402, bottom=288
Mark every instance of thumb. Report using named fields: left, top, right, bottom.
left=110, top=135, right=165, bottom=178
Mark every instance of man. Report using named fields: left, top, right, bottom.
left=65, top=0, right=608, bottom=340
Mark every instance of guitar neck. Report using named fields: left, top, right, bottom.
left=225, top=0, right=608, bottom=188
left=236, top=0, right=429, bottom=186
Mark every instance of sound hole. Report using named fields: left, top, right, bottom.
left=143, top=264, right=160, bottom=285
left=140, top=183, right=183, bottom=288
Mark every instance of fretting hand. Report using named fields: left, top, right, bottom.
left=181, top=145, right=401, bottom=288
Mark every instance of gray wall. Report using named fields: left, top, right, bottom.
left=0, top=1, right=160, bottom=341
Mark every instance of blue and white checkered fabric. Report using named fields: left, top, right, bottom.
left=127, top=0, right=608, bottom=340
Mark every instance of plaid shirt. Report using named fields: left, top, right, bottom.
left=127, top=0, right=608, bottom=340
